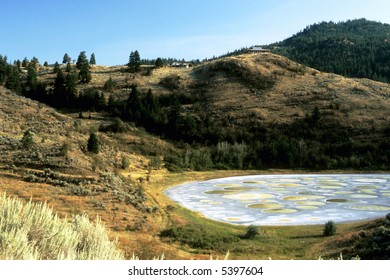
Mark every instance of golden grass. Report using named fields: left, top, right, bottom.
left=0, top=193, right=123, bottom=260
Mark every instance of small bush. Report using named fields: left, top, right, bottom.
left=87, top=132, right=99, bottom=154
left=21, top=130, right=34, bottom=148
left=121, top=156, right=130, bottom=169
left=159, top=225, right=240, bottom=250
left=103, top=77, right=117, bottom=92
left=60, top=142, right=71, bottom=157
left=244, top=225, right=260, bottom=239
left=159, top=74, right=181, bottom=90
left=323, top=220, right=337, bottom=237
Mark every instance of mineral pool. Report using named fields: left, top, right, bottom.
left=164, top=174, right=390, bottom=225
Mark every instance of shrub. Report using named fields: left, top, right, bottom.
left=323, top=220, right=337, bottom=236
left=159, top=225, right=240, bottom=250
left=244, top=225, right=260, bottom=239
left=159, top=74, right=181, bottom=90
left=87, top=132, right=99, bottom=154
left=0, top=194, right=123, bottom=259
left=121, top=156, right=130, bottom=169
left=99, top=117, right=126, bottom=133
left=103, top=77, right=117, bottom=92
left=21, top=130, right=34, bottom=148
left=60, top=142, right=71, bottom=157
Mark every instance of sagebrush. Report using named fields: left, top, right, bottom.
left=0, top=193, right=123, bottom=260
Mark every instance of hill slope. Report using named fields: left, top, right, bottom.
left=154, top=53, right=390, bottom=169
left=1, top=51, right=390, bottom=259
left=269, top=19, right=390, bottom=82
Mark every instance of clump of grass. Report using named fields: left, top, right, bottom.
left=0, top=193, right=123, bottom=260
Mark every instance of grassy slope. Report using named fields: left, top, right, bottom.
left=1, top=53, right=389, bottom=259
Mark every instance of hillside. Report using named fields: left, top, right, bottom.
left=2, top=52, right=390, bottom=170
left=1, top=51, right=390, bottom=259
left=0, top=85, right=184, bottom=259
left=268, top=18, right=390, bottom=83
left=144, top=53, right=390, bottom=170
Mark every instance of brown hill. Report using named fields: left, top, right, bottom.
left=183, top=53, right=389, bottom=131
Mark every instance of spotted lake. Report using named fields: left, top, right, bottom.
left=165, top=174, right=390, bottom=225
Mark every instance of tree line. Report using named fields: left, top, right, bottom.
left=269, top=19, right=390, bottom=83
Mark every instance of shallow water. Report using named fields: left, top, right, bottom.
left=165, top=174, right=390, bottom=225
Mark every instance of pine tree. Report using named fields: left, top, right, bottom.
left=133, top=50, right=140, bottom=71
left=89, top=53, right=96, bottom=65
left=53, top=61, right=60, bottom=73
left=27, top=63, right=38, bottom=93
left=128, top=50, right=140, bottom=72
left=76, top=51, right=87, bottom=69
left=63, top=53, right=70, bottom=64
left=21, top=130, right=34, bottom=148
left=53, top=69, right=67, bottom=106
left=31, top=57, right=39, bottom=68
left=76, top=51, right=91, bottom=83
left=87, top=132, right=99, bottom=154
left=66, top=61, right=72, bottom=72
left=128, top=51, right=135, bottom=69
left=323, top=220, right=336, bottom=236
left=0, top=55, right=9, bottom=85
left=5, top=66, right=22, bottom=93
left=65, top=72, right=78, bottom=105
left=16, top=60, right=21, bottom=70
left=22, top=57, right=29, bottom=68
left=155, top=57, right=163, bottom=68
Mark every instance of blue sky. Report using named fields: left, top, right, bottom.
left=1, top=0, right=390, bottom=65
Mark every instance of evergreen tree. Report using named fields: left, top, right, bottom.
left=21, top=130, right=34, bottom=149
left=26, top=63, right=38, bottom=93
left=76, top=51, right=87, bottom=69
left=133, top=50, right=140, bottom=71
left=53, top=69, right=67, bottom=106
left=53, top=61, right=60, bottom=73
left=16, top=60, right=21, bottom=70
left=155, top=57, right=163, bottom=68
left=323, top=220, right=337, bottom=236
left=128, top=51, right=134, bottom=69
left=43, top=61, right=49, bottom=67
left=89, top=53, right=96, bottom=65
left=66, top=61, right=72, bottom=72
left=128, top=50, right=140, bottom=72
left=22, top=57, right=29, bottom=68
left=63, top=53, right=70, bottom=64
left=87, top=132, right=99, bottom=154
left=76, top=51, right=91, bottom=83
left=65, top=72, right=78, bottom=105
left=31, top=57, right=39, bottom=68
left=5, top=66, right=22, bottom=93
left=0, top=55, right=9, bottom=85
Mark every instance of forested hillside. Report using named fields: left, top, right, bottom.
left=269, top=19, right=390, bottom=82
left=3, top=51, right=389, bottom=171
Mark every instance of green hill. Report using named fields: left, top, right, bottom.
left=269, top=18, right=390, bottom=82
